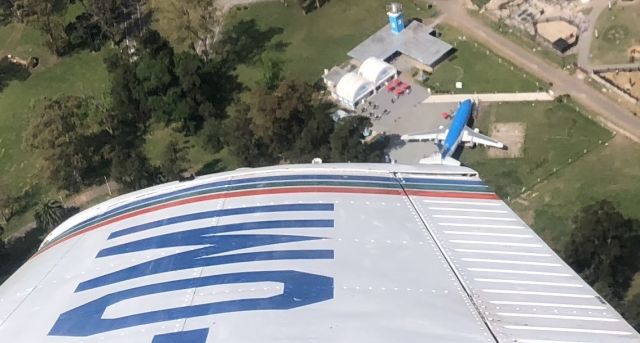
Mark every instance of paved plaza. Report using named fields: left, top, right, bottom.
left=358, top=78, right=459, bottom=164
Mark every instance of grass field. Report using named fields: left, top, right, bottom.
left=459, top=100, right=621, bottom=250
left=0, top=22, right=109, bottom=238
left=425, top=25, right=543, bottom=93
left=591, top=1, right=640, bottom=65
left=0, top=25, right=110, bottom=194
left=511, top=135, right=640, bottom=250
left=225, top=0, right=437, bottom=85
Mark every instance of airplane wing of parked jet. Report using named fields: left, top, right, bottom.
left=401, top=126, right=448, bottom=142
left=462, top=127, right=505, bottom=149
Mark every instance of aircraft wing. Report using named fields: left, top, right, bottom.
left=401, top=126, right=448, bottom=142
left=462, top=127, right=505, bottom=149
left=0, top=163, right=638, bottom=343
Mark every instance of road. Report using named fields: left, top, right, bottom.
left=430, top=0, right=640, bottom=142
left=576, top=0, right=608, bottom=72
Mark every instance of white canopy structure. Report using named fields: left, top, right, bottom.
left=335, top=72, right=374, bottom=110
left=358, top=57, right=397, bottom=87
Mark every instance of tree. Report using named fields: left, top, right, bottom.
left=166, top=0, right=219, bottom=58
left=34, top=199, right=65, bottom=231
left=76, top=0, right=146, bottom=43
left=564, top=200, right=640, bottom=302
left=223, top=101, right=276, bottom=167
left=16, top=0, right=68, bottom=55
left=110, top=147, right=156, bottom=191
left=159, top=137, right=189, bottom=181
left=24, top=96, right=108, bottom=192
left=0, top=189, right=19, bottom=224
left=330, top=116, right=385, bottom=163
left=248, top=79, right=323, bottom=160
left=65, top=12, right=106, bottom=52
left=624, top=292, right=640, bottom=332
left=0, top=0, right=13, bottom=24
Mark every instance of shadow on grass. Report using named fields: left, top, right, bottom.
left=0, top=58, right=32, bottom=92
left=219, top=19, right=288, bottom=68
left=196, top=158, right=226, bottom=176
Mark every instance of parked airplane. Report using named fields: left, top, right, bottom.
left=402, top=99, right=505, bottom=165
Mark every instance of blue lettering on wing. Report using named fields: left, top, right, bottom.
left=49, top=203, right=336, bottom=342
left=49, top=271, right=334, bottom=337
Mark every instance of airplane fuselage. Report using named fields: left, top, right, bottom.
left=440, top=99, right=473, bottom=159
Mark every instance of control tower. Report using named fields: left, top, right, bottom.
left=387, top=3, right=405, bottom=34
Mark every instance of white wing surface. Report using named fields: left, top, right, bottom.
left=462, top=127, right=505, bottom=149
left=401, top=126, right=448, bottom=142
left=0, top=163, right=637, bottom=343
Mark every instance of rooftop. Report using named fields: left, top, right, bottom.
left=348, top=21, right=454, bottom=67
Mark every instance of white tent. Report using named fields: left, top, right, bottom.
left=335, top=72, right=375, bottom=110
left=358, top=57, right=397, bottom=87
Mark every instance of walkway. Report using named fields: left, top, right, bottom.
left=423, top=92, right=553, bottom=103
left=430, top=0, right=640, bottom=143
left=576, top=0, right=608, bottom=72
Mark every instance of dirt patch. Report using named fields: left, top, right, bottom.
left=536, top=20, right=578, bottom=44
left=629, top=46, right=640, bottom=60
left=487, top=122, right=526, bottom=158
left=601, top=70, right=640, bottom=99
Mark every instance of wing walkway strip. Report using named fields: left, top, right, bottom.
left=468, top=268, right=571, bottom=276
left=455, top=249, right=550, bottom=257
left=429, top=207, right=508, bottom=213
left=445, top=231, right=531, bottom=238
left=497, top=312, right=617, bottom=322
left=462, top=258, right=560, bottom=267
left=450, top=240, right=542, bottom=247
left=474, top=279, right=582, bottom=288
left=504, top=325, right=632, bottom=335
left=483, top=289, right=594, bottom=298
left=491, top=301, right=605, bottom=310
left=433, top=215, right=517, bottom=221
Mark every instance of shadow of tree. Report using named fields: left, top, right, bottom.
left=196, top=158, right=226, bottom=176
left=0, top=58, right=32, bottom=92
left=218, top=19, right=288, bottom=68
left=0, top=205, right=79, bottom=284
left=385, top=133, right=407, bottom=151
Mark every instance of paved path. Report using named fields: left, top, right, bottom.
left=424, top=92, right=553, bottom=103
left=430, top=0, right=640, bottom=142
left=576, top=0, right=608, bottom=72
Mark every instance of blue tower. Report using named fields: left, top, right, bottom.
left=387, top=3, right=405, bottom=34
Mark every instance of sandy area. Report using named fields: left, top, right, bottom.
left=488, top=122, right=526, bottom=158
left=602, top=70, right=640, bottom=99
left=536, top=20, right=578, bottom=44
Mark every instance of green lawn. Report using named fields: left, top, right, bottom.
left=511, top=135, right=640, bottom=250
left=459, top=100, right=618, bottom=250
left=225, top=0, right=437, bottom=84
left=0, top=23, right=109, bottom=237
left=425, top=25, right=544, bottom=93
left=0, top=49, right=109, bottom=194
left=591, top=1, right=640, bottom=65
